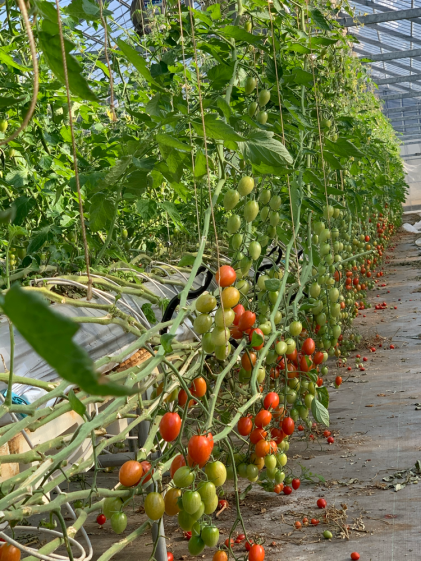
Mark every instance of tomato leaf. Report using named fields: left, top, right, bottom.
left=311, top=394, right=329, bottom=426
left=303, top=169, right=324, bottom=189
left=0, top=285, right=135, bottom=396
left=265, top=279, right=281, bottom=292
left=156, top=133, right=192, bottom=153
left=68, top=389, right=86, bottom=417
left=192, top=114, right=245, bottom=142
left=160, top=333, right=176, bottom=354
left=141, top=303, right=156, bottom=324
left=219, top=25, right=261, bottom=46
left=316, top=386, right=329, bottom=409
left=306, top=369, right=318, bottom=384
left=239, top=130, right=293, bottom=167
left=309, top=7, right=330, bottom=30
left=116, top=39, right=165, bottom=92
left=324, top=138, right=364, bottom=159
left=178, top=253, right=196, bottom=267
left=89, top=193, right=115, bottom=232
left=251, top=330, right=264, bottom=347
left=136, top=199, right=158, bottom=220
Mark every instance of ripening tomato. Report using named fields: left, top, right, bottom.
left=170, top=454, right=186, bottom=478
left=119, top=460, right=143, bottom=487
left=191, top=376, right=207, bottom=398
left=111, top=512, right=128, bottom=534
left=248, top=544, right=265, bottom=561
left=255, top=439, right=270, bottom=457
left=233, top=304, right=245, bottom=325
left=215, top=265, right=236, bottom=287
left=282, top=417, right=295, bottom=436
left=263, top=392, right=279, bottom=410
left=178, top=389, right=194, bottom=408
left=0, top=545, right=21, bottom=561
left=167, top=553, right=174, bottom=561
left=250, top=428, right=267, bottom=444
left=254, top=409, right=272, bottom=428
left=159, top=412, right=182, bottom=442
left=213, top=552, right=228, bottom=561
left=165, top=488, right=182, bottom=516
left=221, top=286, right=240, bottom=309
left=300, top=354, right=312, bottom=373
left=238, top=310, right=256, bottom=331
left=301, top=338, right=315, bottom=355
left=241, top=352, right=257, bottom=371
left=140, top=460, right=153, bottom=483
left=188, top=435, right=213, bottom=467
left=286, top=348, right=298, bottom=362
left=144, top=492, right=165, bottom=520
left=238, top=416, right=253, bottom=436
left=274, top=483, right=283, bottom=494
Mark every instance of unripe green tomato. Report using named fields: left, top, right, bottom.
left=268, top=290, right=278, bottom=304
left=289, top=321, right=302, bottom=337
left=238, top=463, right=248, bottom=478
left=266, top=349, right=278, bottom=364
left=192, top=521, right=201, bottom=537
left=334, top=254, right=342, bottom=263
left=244, top=200, right=259, bottom=222
left=265, top=454, right=277, bottom=470
left=202, top=333, right=215, bottom=354
left=298, top=405, right=309, bottom=419
left=240, top=256, right=252, bottom=275
left=289, top=377, right=300, bottom=390
left=258, top=89, right=271, bottom=106
left=239, top=368, right=251, bottom=384
left=0, top=120, right=8, bottom=133
left=9, top=148, right=16, bottom=158
left=231, top=233, right=243, bottom=251
left=224, top=189, right=240, bottom=210
left=286, top=389, right=296, bottom=404
left=257, top=111, right=268, bottom=124
left=269, top=211, right=279, bottom=226
left=323, top=530, right=333, bottom=539
left=234, top=453, right=245, bottom=465
left=198, top=481, right=216, bottom=503
left=227, top=214, right=241, bottom=233
left=257, top=274, right=269, bottom=291
left=275, top=470, right=285, bottom=483
left=321, top=366, right=328, bottom=376
left=308, top=382, right=316, bottom=395
left=190, top=502, right=205, bottom=521
left=266, top=468, right=276, bottom=480
left=313, top=221, right=325, bottom=235
left=249, top=240, right=261, bottom=261
left=330, top=303, right=341, bottom=317
left=257, top=367, right=265, bottom=383
left=111, top=512, right=127, bottom=534
left=276, top=452, right=287, bottom=467
left=259, top=321, right=271, bottom=335
left=319, top=229, right=331, bottom=243
left=258, top=234, right=269, bottom=247
left=226, top=465, right=235, bottom=480
left=261, top=206, right=270, bottom=221
left=214, top=342, right=231, bottom=361
left=283, top=440, right=290, bottom=452
left=246, top=464, right=259, bottom=481
left=245, top=76, right=257, bottom=94
left=248, top=101, right=258, bottom=117
left=312, top=300, right=323, bottom=314
left=237, top=279, right=251, bottom=295
left=316, top=312, right=327, bottom=326
left=320, top=243, right=330, bottom=256
left=270, top=195, right=282, bottom=210
left=210, top=327, right=230, bottom=347
left=275, top=340, right=287, bottom=355
left=274, top=310, right=282, bottom=324
left=301, top=380, right=309, bottom=391
left=188, top=536, right=205, bottom=556
left=244, top=20, right=252, bottom=32
left=238, top=175, right=256, bottom=198
left=194, top=314, right=213, bottom=334
left=332, top=324, right=341, bottom=339
left=323, top=205, right=334, bottom=219
left=304, top=393, right=314, bottom=408
left=310, top=282, right=321, bottom=298
left=267, top=225, right=277, bottom=237
left=215, top=307, right=235, bottom=328
left=183, top=491, right=202, bottom=515
left=259, top=189, right=271, bottom=204
left=329, top=287, right=339, bottom=303
left=286, top=338, right=296, bottom=354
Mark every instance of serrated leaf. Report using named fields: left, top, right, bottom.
left=89, top=193, right=114, bottom=232
left=156, top=133, right=192, bottom=153
left=316, top=386, right=330, bottom=409
left=207, top=63, right=235, bottom=88
left=66, top=0, right=101, bottom=21
left=265, top=278, right=281, bottom=291
left=6, top=169, right=28, bottom=188
left=13, top=196, right=35, bottom=226
left=0, top=48, right=29, bottom=72
left=116, top=39, right=164, bottom=92
left=160, top=333, right=175, bottom=354
left=136, top=199, right=158, bottom=220
left=0, top=207, right=16, bottom=224
left=216, top=97, right=232, bottom=120
left=323, top=151, right=343, bottom=170
left=293, top=68, right=313, bottom=85
left=141, top=303, right=156, bottom=324
left=303, top=169, right=323, bottom=189
left=311, top=394, right=329, bottom=426
left=160, top=201, right=183, bottom=226
left=192, top=114, right=245, bottom=142
left=194, top=150, right=208, bottom=179
left=324, top=138, right=364, bottom=159
left=178, top=253, right=196, bottom=267
left=68, top=388, right=86, bottom=417
left=309, top=7, right=331, bottom=30
left=288, top=43, right=311, bottom=55
left=219, top=25, right=261, bottom=46
left=27, top=226, right=52, bottom=253
left=1, top=285, right=134, bottom=396
left=306, top=369, right=319, bottom=384
left=251, top=330, right=264, bottom=348
left=239, top=130, right=293, bottom=167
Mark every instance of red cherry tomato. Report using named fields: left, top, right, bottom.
left=97, top=514, right=106, bottom=525
left=301, top=338, right=315, bottom=355
left=254, top=409, right=272, bottom=428
left=159, top=412, right=182, bottom=442
left=317, top=498, right=327, bottom=509
left=250, top=427, right=268, bottom=444
left=313, top=351, right=324, bottom=365
left=238, top=416, right=253, bottom=436
left=238, top=311, right=256, bottom=332
left=245, top=540, right=254, bottom=552
left=248, top=544, right=265, bottom=561
left=233, top=304, right=245, bottom=325
left=292, top=478, right=300, bottom=490
left=188, top=434, right=213, bottom=467
left=215, top=265, right=236, bottom=287
left=224, top=538, right=234, bottom=548
left=167, top=554, right=174, bottom=561
left=282, top=417, right=295, bottom=436
left=351, top=553, right=360, bottom=561
left=283, top=485, right=292, bottom=495
left=263, top=391, right=280, bottom=410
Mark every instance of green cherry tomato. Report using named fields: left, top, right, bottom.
left=275, top=340, right=287, bottom=355
left=103, top=497, right=123, bottom=519
left=257, top=110, right=268, bottom=124
left=289, top=321, right=302, bottom=337
left=244, top=200, right=259, bottom=223
left=265, top=454, right=277, bottom=470
left=214, top=342, right=231, bottom=361
left=249, top=240, right=261, bottom=261
left=224, top=189, right=240, bottom=210
left=202, top=333, right=215, bottom=354
left=198, top=481, right=216, bottom=503
left=259, top=189, right=271, bottom=204
left=269, top=195, right=282, bottom=210
left=231, top=233, right=243, bottom=250
left=227, top=214, right=241, bottom=234
left=193, top=314, right=213, bottom=335
left=201, top=525, right=220, bottom=547
left=188, top=536, right=206, bottom=556
left=258, top=89, right=271, bottom=106
left=210, top=327, right=230, bottom=347
left=205, top=461, right=227, bottom=487
left=144, top=492, right=165, bottom=520
left=245, top=76, right=257, bottom=94
left=238, top=176, right=255, bottom=196
left=0, top=120, right=8, bottom=133
left=285, top=338, right=296, bottom=354
left=173, top=466, right=195, bottom=488
left=182, top=491, right=202, bottom=515
left=248, top=101, right=258, bottom=117
left=190, top=501, right=205, bottom=521
left=196, top=293, right=217, bottom=313
left=111, top=512, right=127, bottom=534
left=178, top=510, right=194, bottom=531
left=246, top=464, right=259, bottom=481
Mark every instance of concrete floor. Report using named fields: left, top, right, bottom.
left=27, top=229, right=421, bottom=561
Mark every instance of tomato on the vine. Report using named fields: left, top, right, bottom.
left=254, top=409, right=272, bottom=428
left=188, top=434, right=213, bottom=466
left=0, top=545, right=21, bottom=561
left=282, top=417, right=295, bottom=435
left=248, top=544, right=265, bottom=561
left=159, top=412, right=182, bottom=442
left=250, top=428, right=267, bottom=444
left=263, top=392, right=279, bottom=410
left=190, top=376, right=207, bottom=398
left=301, top=338, right=315, bottom=355
left=119, top=460, right=143, bottom=487
left=110, top=512, right=127, bottom=534
left=238, top=416, right=253, bottom=436
left=215, top=265, right=236, bottom=287
left=238, top=310, right=256, bottom=331
left=96, top=514, right=106, bottom=525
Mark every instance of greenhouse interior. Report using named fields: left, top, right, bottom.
left=0, top=0, right=420, bottom=560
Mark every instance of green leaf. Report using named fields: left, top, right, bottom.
left=0, top=96, right=26, bottom=108
left=293, top=68, right=313, bottom=85
left=303, top=169, right=323, bottom=189
left=194, top=150, right=207, bottom=179
left=0, top=48, right=29, bottom=72
left=12, top=196, right=35, bottom=226
left=160, top=201, right=182, bottom=225
left=192, top=114, right=245, bottom=142
left=160, top=333, right=176, bottom=354
left=251, top=330, right=264, bottom=348
left=239, top=130, right=293, bottom=167
left=116, top=39, right=165, bottom=92
left=27, top=226, right=52, bottom=253
left=288, top=43, right=311, bottom=55
left=89, top=193, right=115, bottom=232
left=66, top=0, right=101, bottom=21
left=216, top=97, right=231, bottom=120
left=178, top=253, right=196, bottom=267
left=316, top=386, right=330, bottom=409
left=219, top=25, right=261, bottom=46
left=38, top=33, right=98, bottom=101
left=324, top=138, right=364, bottom=159
left=207, top=63, right=235, bottom=88
left=264, top=278, right=281, bottom=291
left=5, top=169, right=28, bottom=188
left=311, top=396, right=329, bottom=426
left=68, top=388, right=86, bottom=417
left=309, top=7, right=331, bottom=30
left=306, top=369, right=319, bottom=384
left=0, top=207, right=16, bottom=224
left=156, top=133, right=192, bottom=153
left=323, top=151, right=343, bottom=170
left=326, top=186, right=344, bottom=196
left=1, top=285, right=134, bottom=396
left=141, top=303, right=156, bottom=324
left=309, top=37, right=337, bottom=47
left=136, top=199, right=158, bottom=220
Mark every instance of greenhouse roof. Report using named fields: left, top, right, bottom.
left=345, top=0, right=421, bottom=146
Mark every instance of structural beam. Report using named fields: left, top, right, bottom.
left=358, top=47, right=421, bottom=63
left=381, top=90, right=421, bottom=101
left=337, top=7, right=421, bottom=28
left=354, top=47, right=421, bottom=80
left=383, top=104, right=421, bottom=114
left=349, top=0, right=421, bottom=27
left=375, top=73, right=421, bottom=85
